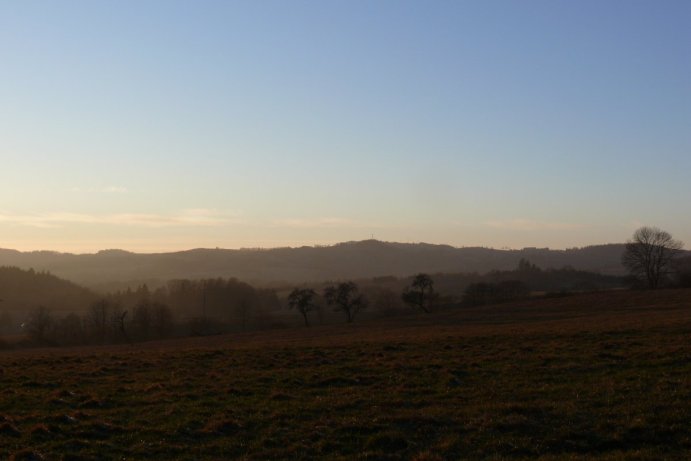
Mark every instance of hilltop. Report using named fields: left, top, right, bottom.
left=0, top=266, right=97, bottom=320
left=0, top=240, right=629, bottom=290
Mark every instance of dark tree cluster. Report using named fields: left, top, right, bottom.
left=20, top=297, right=170, bottom=347
left=109, top=278, right=280, bottom=334
left=287, top=274, right=442, bottom=326
left=17, top=277, right=281, bottom=347
left=357, top=264, right=624, bottom=308
left=0, top=266, right=97, bottom=335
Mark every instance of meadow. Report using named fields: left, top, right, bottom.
left=1, top=289, right=690, bottom=460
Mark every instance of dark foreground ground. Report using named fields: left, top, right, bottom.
left=1, top=289, right=690, bottom=460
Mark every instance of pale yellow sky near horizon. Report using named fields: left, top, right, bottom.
left=0, top=215, right=637, bottom=254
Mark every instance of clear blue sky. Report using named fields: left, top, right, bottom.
left=1, top=0, right=689, bottom=252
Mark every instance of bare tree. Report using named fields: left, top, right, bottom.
left=236, top=298, right=251, bottom=331
left=88, top=298, right=126, bottom=343
left=152, top=303, right=173, bottom=338
left=622, top=226, right=683, bottom=289
left=323, top=282, right=367, bottom=323
left=132, top=300, right=153, bottom=340
left=402, top=273, right=434, bottom=313
left=26, top=306, right=53, bottom=344
left=88, top=299, right=111, bottom=342
left=287, top=288, right=317, bottom=326
left=113, top=309, right=129, bottom=342
left=56, top=313, right=85, bottom=346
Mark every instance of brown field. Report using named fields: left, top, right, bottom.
left=1, top=289, right=690, bottom=460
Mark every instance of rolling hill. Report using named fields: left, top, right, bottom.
left=0, top=266, right=97, bottom=319
left=0, top=240, right=631, bottom=290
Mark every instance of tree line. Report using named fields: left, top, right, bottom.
left=7, top=225, right=689, bottom=348
left=17, top=277, right=280, bottom=347
left=13, top=259, right=639, bottom=346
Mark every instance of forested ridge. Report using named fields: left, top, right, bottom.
left=0, top=240, right=638, bottom=290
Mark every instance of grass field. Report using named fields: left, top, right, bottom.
left=1, top=289, right=690, bottom=460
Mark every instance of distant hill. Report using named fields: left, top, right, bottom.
left=0, top=266, right=98, bottom=318
left=0, top=240, right=634, bottom=290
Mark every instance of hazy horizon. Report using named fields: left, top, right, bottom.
left=0, top=237, right=630, bottom=256
left=2, top=1, right=690, bottom=253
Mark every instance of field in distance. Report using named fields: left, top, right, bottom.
left=1, top=289, right=690, bottom=460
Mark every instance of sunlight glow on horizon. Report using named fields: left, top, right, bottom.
left=0, top=212, right=642, bottom=254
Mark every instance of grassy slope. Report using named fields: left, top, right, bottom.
left=0, top=289, right=690, bottom=460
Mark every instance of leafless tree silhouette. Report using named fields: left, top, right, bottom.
left=287, top=288, right=317, bottom=326
left=622, top=226, right=683, bottom=289
left=323, top=282, right=366, bottom=323
left=26, top=306, right=53, bottom=344
left=402, top=273, right=434, bottom=313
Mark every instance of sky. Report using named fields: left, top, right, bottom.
left=1, top=0, right=690, bottom=253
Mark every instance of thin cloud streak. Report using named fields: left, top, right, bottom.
left=69, top=186, right=129, bottom=194
left=486, top=219, right=585, bottom=232
left=270, top=217, right=380, bottom=229
left=103, top=186, right=128, bottom=194
left=0, top=209, right=241, bottom=228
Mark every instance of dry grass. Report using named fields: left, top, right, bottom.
left=0, top=289, right=690, bottom=460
